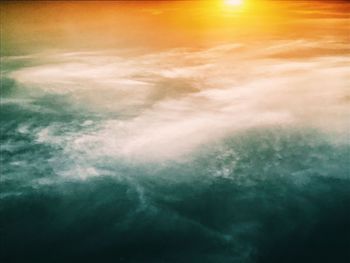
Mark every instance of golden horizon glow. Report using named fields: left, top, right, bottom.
left=1, top=0, right=349, bottom=55
left=224, top=0, right=243, bottom=6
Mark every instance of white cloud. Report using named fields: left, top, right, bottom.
left=7, top=39, right=350, bottom=164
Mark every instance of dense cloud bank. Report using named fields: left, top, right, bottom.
left=1, top=37, right=350, bottom=262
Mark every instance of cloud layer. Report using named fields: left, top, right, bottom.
left=5, top=38, right=349, bottom=163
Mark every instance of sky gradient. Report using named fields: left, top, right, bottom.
left=1, top=1, right=350, bottom=262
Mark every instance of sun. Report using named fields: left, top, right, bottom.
left=224, top=0, right=243, bottom=6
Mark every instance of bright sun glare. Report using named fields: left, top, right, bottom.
left=225, top=0, right=243, bottom=6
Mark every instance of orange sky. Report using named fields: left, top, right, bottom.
left=1, top=1, right=349, bottom=54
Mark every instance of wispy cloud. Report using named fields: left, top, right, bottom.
left=6, top=39, right=350, bottom=163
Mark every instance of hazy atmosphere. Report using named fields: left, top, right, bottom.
left=1, top=1, right=349, bottom=262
